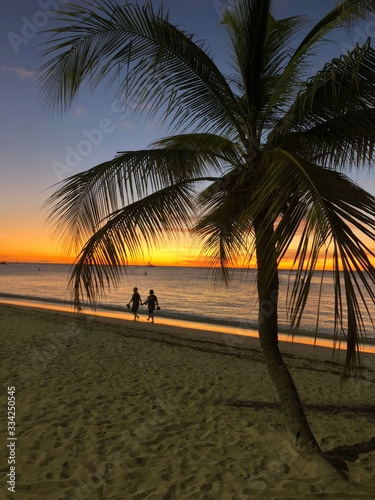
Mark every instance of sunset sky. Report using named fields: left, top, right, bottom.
left=1, top=0, right=375, bottom=267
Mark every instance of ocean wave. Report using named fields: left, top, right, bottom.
left=0, top=291, right=335, bottom=342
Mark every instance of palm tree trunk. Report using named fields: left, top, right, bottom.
left=253, top=216, right=346, bottom=479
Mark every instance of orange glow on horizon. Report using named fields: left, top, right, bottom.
left=2, top=250, right=335, bottom=269
left=2, top=230, right=375, bottom=269
left=4, top=247, right=374, bottom=270
left=1, top=237, right=217, bottom=267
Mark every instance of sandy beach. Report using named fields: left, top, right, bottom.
left=1, top=303, right=375, bottom=499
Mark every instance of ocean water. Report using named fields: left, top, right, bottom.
left=0, top=263, right=375, bottom=342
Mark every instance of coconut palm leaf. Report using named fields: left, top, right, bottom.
left=265, top=0, right=375, bottom=126
left=277, top=42, right=375, bottom=167
left=194, top=169, right=256, bottom=282
left=68, top=180, right=198, bottom=308
left=44, top=134, right=241, bottom=253
left=38, top=1, right=242, bottom=136
left=222, top=3, right=306, bottom=125
left=287, top=0, right=375, bottom=64
left=250, top=149, right=375, bottom=371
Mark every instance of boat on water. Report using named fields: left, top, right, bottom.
left=0, top=261, right=7, bottom=265
left=147, top=261, right=156, bottom=267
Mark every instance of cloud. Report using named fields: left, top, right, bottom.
left=118, top=120, right=135, bottom=130
left=73, top=105, right=87, bottom=118
left=0, top=66, right=35, bottom=79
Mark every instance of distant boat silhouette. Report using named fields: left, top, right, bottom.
left=0, top=261, right=7, bottom=265
left=147, top=261, right=156, bottom=267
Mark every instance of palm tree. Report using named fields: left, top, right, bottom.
left=38, top=0, right=375, bottom=479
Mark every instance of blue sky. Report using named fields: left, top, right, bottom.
left=1, top=0, right=375, bottom=262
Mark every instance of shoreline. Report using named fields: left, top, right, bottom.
left=1, top=297, right=375, bottom=358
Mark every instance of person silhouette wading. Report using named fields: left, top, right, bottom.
left=127, top=287, right=142, bottom=321
left=143, top=290, right=159, bottom=323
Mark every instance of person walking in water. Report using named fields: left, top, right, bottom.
left=143, top=289, right=159, bottom=323
left=127, top=287, right=142, bottom=321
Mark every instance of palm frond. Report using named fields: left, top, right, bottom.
left=325, top=0, right=375, bottom=29
left=223, top=1, right=307, bottom=123
left=37, top=1, right=242, bottom=137
left=221, top=0, right=272, bottom=112
left=253, top=149, right=375, bottom=375
left=44, top=136, right=234, bottom=253
left=278, top=42, right=375, bottom=168
left=193, top=205, right=255, bottom=284
left=266, top=0, right=375, bottom=125
left=193, top=166, right=256, bottom=282
left=291, top=0, right=375, bottom=63
left=68, top=181, right=197, bottom=309
left=152, top=133, right=244, bottom=165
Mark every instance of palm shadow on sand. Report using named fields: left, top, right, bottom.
left=323, top=437, right=375, bottom=472
left=221, top=400, right=375, bottom=472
